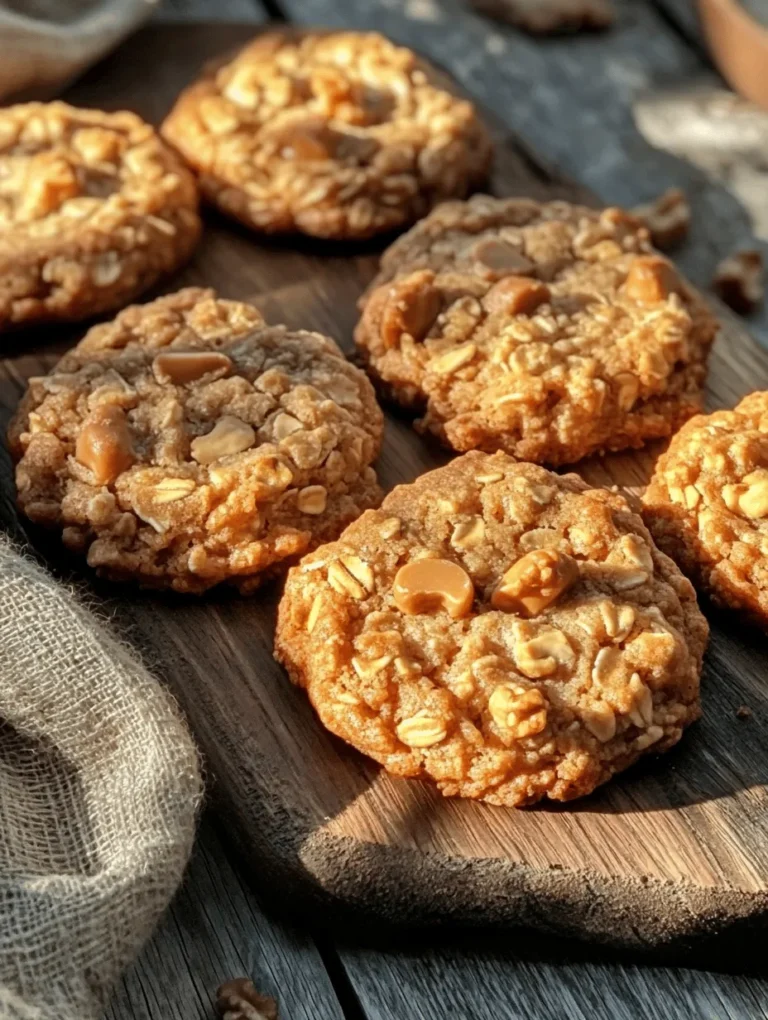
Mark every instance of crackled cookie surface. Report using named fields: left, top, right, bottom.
left=276, top=452, right=707, bottom=806
left=0, top=102, right=200, bottom=331
left=9, top=290, right=383, bottom=593
left=643, top=391, right=768, bottom=625
left=356, top=196, right=717, bottom=465
left=161, top=30, right=492, bottom=239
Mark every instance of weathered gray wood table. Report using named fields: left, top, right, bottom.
left=104, top=1, right=768, bottom=1016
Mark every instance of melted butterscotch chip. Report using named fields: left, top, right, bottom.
left=0, top=101, right=200, bottom=332
left=624, top=255, right=681, bottom=304
left=161, top=30, right=491, bottom=240
left=356, top=195, right=716, bottom=466
left=75, top=404, right=135, bottom=484
left=393, top=558, right=474, bottom=618
left=276, top=451, right=707, bottom=807
left=643, top=390, right=768, bottom=627
left=9, top=289, right=383, bottom=593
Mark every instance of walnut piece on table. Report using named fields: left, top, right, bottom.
left=631, top=188, right=690, bottom=249
left=712, top=249, right=764, bottom=315
left=216, top=978, right=278, bottom=1020
left=470, top=0, right=614, bottom=33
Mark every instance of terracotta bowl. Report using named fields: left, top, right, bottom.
left=698, top=0, right=768, bottom=111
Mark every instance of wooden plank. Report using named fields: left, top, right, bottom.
left=654, top=0, right=708, bottom=46
left=280, top=0, right=768, bottom=346
left=332, top=934, right=768, bottom=1020
left=3, top=23, right=768, bottom=962
left=105, top=819, right=345, bottom=1020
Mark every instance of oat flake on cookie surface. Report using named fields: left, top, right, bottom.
left=643, top=390, right=768, bottom=626
left=276, top=452, right=708, bottom=807
left=8, top=289, right=383, bottom=593
left=0, top=102, right=200, bottom=331
left=356, top=195, right=717, bottom=466
left=161, top=30, right=492, bottom=240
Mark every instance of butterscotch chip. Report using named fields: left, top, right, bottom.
left=643, top=390, right=768, bottom=627
left=276, top=452, right=707, bottom=807
left=356, top=195, right=717, bottom=465
left=161, top=29, right=492, bottom=240
left=471, top=0, right=614, bottom=32
left=8, top=289, right=383, bottom=593
left=0, top=102, right=200, bottom=332
left=393, top=558, right=474, bottom=618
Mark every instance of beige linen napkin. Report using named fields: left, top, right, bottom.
left=0, top=0, right=158, bottom=100
left=0, top=535, right=202, bottom=1020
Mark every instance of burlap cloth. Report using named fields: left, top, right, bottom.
left=0, top=4, right=203, bottom=1017
left=0, top=535, right=202, bottom=1019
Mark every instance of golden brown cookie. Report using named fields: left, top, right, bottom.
left=643, top=390, right=768, bottom=625
left=355, top=195, right=717, bottom=466
left=276, top=451, right=708, bottom=807
left=0, top=102, right=201, bottom=331
left=8, top=290, right=383, bottom=593
left=161, top=30, right=492, bottom=240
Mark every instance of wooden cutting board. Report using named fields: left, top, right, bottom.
left=2, top=24, right=768, bottom=954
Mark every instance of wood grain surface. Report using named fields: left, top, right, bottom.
left=2, top=22, right=768, bottom=957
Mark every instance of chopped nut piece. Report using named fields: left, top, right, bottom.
left=483, top=275, right=551, bottom=316
left=273, top=412, right=303, bottom=440
left=492, top=548, right=579, bottom=616
left=75, top=404, right=135, bottom=484
left=396, top=711, right=448, bottom=748
left=216, top=977, right=278, bottom=1020
left=191, top=415, right=256, bottom=464
left=583, top=702, right=616, bottom=743
left=152, top=351, right=232, bottom=384
left=297, top=485, right=328, bottom=515
left=393, top=558, right=474, bottom=618
left=739, top=470, right=768, bottom=519
left=450, top=517, right=486, bottom=549
left=382, top=271, right=441, bottom=346
left=515, top=628, right=575, bottom=678
left=712, top=249, right=764, bottom=315
left=488, top=684, right=548, bottom=737
left=631, top=188, right=690, bottom=249
left=624, top=255, right=681, bottom=304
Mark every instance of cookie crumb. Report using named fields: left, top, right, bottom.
left=736, top=705, right=752, bottom=720
left=712, top=249, right=764, bottom=314
left=631, top=188, right=690, bottom=250
left=216, top=978, right=277, bottom=1020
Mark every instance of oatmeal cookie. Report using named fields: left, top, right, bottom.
left=643, top=390, right=768, bottom=625
left=8, top=290, right=383, bottom=593
left=276, top=451, right=708, bottom=807
left=355, top=195, right=717, bottom=465
left=471, top=0, right=614, bottom=33
left=161, top=30, right=492, bottom=240
left=0, top=102, right=201, bottom=331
